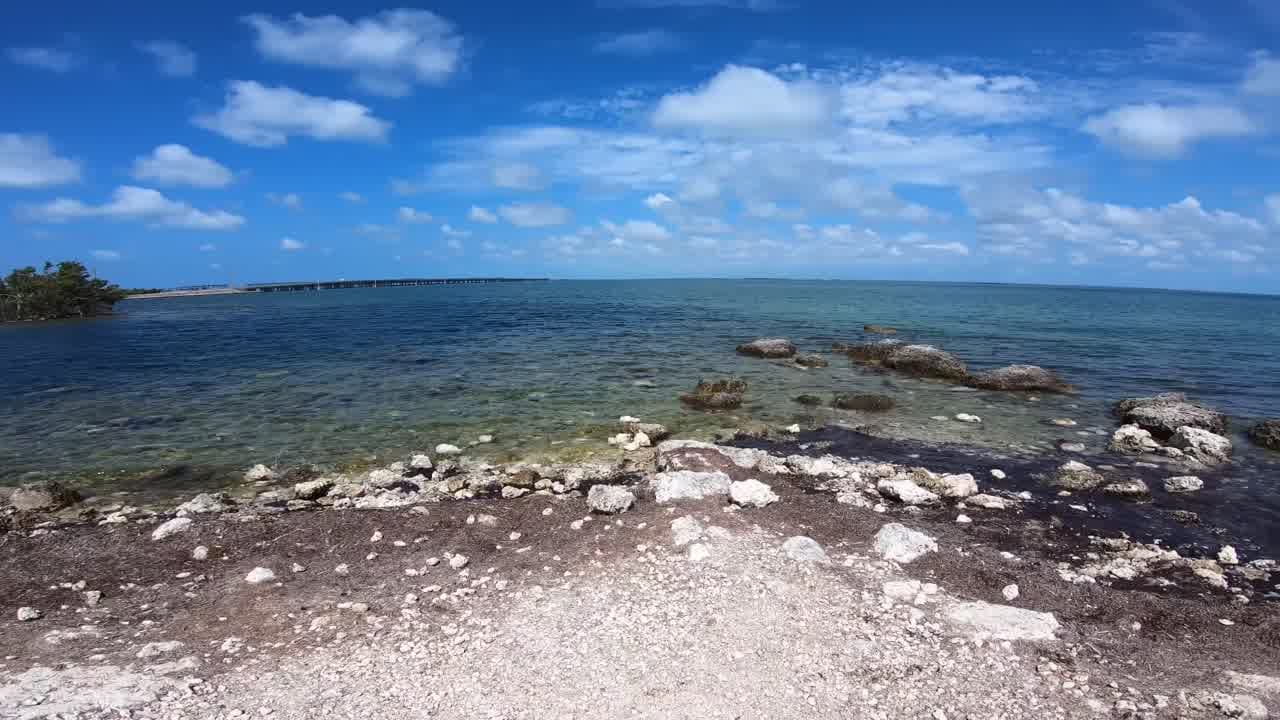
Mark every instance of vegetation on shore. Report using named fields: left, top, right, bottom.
left=0, top=261, right=126, bottom=323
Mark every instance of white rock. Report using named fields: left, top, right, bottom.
left=955, top=514, right=972, bottom=524
left=619, top=415, right=641, bottom=423
left=136, top=641, right=184, bottom=659
left=1218, top=545, right=1240, bottom=565
left=191, top=545, right=208, bottom=561
left=1109, top=424, right=1161, bottom=454
left=954, top=413, right=982, bottom=423
left=293, top=478, right=334, bottom=500
left=782, top=536, right=830, bottom=564
left=409, top=454, right=434, bottom=473
left=1170, top=426, right=1232, bottom=464
left=687, top=543, right=711, bottom=562
left=1164, top=475, right=1204, bottom=493
left=873, top=523, right=938, bottom=564
left=476, top=434, right=494, bottom=444
left=876, top=479, right=940, bottom=506
left=925, top=473, right=979, bottom=499
left=670, top=516, right=704, bottom=547
left=622, top=431, right=651, bottom=452
left=650, top=471, right=732, bottom=503
left=587, top=484, right=636, bottom=514
left=990, top=469, right=1007, bottom=480
left=244, top=463, right=275, bottom=482
left=449, top=554, right=470, bottom=570
left=244, top=567, right=276, bottom=584
left=786, top=424, right=801, bottom=433
left=729, top=479, right=779, bottom=508
left=17, top=606, right=42, bottom=621
left=150, top=517, right=192, bottom=541
left=1002, top=583, right=1020, bottom=601
left=967, top=494, right=1009, bottom=510
left=942, top=601, right=1059, bottom=641
left=435, top=443, right=463, bottom=456
left=882, top=579, right=923, bottom=602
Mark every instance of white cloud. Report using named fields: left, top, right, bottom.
left=1243, top=53, right=1280, bottom=96
left=445, top=237, right=464, bottom=251
left=1266, top=194, right=1280, bottom=226
left=131, top=144, right=233, bottom=188
left=355, top=223, right=399, bottom=239
left=468, top=205, right=498, bottom=223
left=492, top=162, right=543, bottom=190
left=918, top=241, right=970, bottom=255
left=266, top=192, right=302, bottom=209
left=594, top=30, right=681, bottom=56
left=138, top=41, right=196, bottom=77
left=23, top=186, right=245, bottom=230
left=1082, top=104, right=1255, bottom=158
left=7, top=47, right=78, bottom=72
left=644, top=192, right=675, bottom=210
left=0, top=134, right=81, bottom=188
left=193, top=81, right=390, bottom=147
left=90, top=249, right=121, bottom=261
left=339, top=191, right=364, bottom=203
left=243, top=10, right=463, bottom=97
left=441, top=224, right=471, bottom=238
left=599, top=0, right=782, bottom=10
left=199, top=243, right=217, bottom=252
left=398, top=207, right=432, bottom=223
left=280, top=237, right=305, bottom=250
left=838, top=64, right=1043, bottom=127
left=601, top=219, right=672, bottom=244
left=653, top=65, right=829, bottom=135
left=499, top=202, right=571, bottom=227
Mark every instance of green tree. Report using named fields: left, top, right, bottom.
left=0, top=261, right=126, bottom=322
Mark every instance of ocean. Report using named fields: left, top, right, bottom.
left=2, top=279, right=1278, bottom=504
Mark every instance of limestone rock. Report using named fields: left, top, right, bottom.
left=670, top=516, right=704, bottom=547
left=244, top=567, right=276, bottom=584
left=1168, top=426, right=1232, bottom=464
left=966, top=364, right=1072, bottom=393
left=177, top=492, right=235, bottom=514
left=651, top=471, right=732, bottom=503
left=17, top=606, right=42, bottom=621
left=586, top=485, right=635, bottom=514
left=1163, top=475, right=1203, bottom=493
left=1051, top=461, right=1105, bottom=491
left=1114, top=392, right=1227, bottom=437
left=1247, top=419, right=1280, bottom=451
left=920, top=472, right=979, bottom=500
left=7, top=481, right=80, bottom=512
left=873, top=523, right=938, bottom=564
left=1108, top=424, right=1161, bottom=454
left=954, top=413, right=982, bottom=423
left=846, top=339, right=904, bottom=365
left=151, top=517, right=193, bottom=541
left=942, top=601, right=1059, bottom=641
left=876, top=478, right=941, bottom=506
left=882, top=344, right=968, bottom=380
left=735, top=338, right=797, bottom=358
left=679, top=378, right=747, bottom=410
left=1103, top=479, right=1150, bottom=498
left=435, top=443, right=463, bottom=456
left=782, top=536, right=829, bottom=564
left=244, top=464, right=275, bottom=482
left=293, top=478, right=335, bottom=501
left=831, top=393, right=895, bottom=412
left=729, top=479, right=778, bottom=508
left=408, top=454, right=434, bottom=474
left=794, top=354, right=829, bottom=368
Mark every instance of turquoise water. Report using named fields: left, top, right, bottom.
left=1, top=280, right=1278, bottom=498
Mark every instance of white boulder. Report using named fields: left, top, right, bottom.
left=942, top=601, right=1059, bottom=641
left=1163, top=475, right=1203, bottom=493
left=670, top=516, right=704, bottom=547
left=873, top=523, right=938, bottom=564
left=244, top=567, right=276, bottom=584
left=876, top=479, right=940, bottom=506
left=1108, top=424, right=1161, bottom=454
left=782, top=536, right=829, bottom=564
left=1169, top=426, right=1232, bottom=464
left=435, top=443, right=463, bottom=456
left=244, top=464, right=275, bottom=482
left=151, top=517, right=193, bottom=541
left=729, top=479, right=778, bottom=508
left=586, top=485, right=635, bottom=514
left=650, top=471, right=731, bottom=503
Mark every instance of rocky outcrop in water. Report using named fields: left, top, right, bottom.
left=849, top=342, right=967, bottom=381
left=845, top=339, right=904, bottom=364
left=735, top=338, right=796, bottom=359
left=966, top=364, right=1072, bottom=393
left=1169, top=426, right=1232, bottom=465
left=794, top=354, right=829, bottom=368
left=679, top=379, right=747, bottom=410
left=863, top=324, right=898, bottom=335
left=1113, top=393, right=1227, bottom=437
left=1108, top=424, right=1161, bottom=454
left=1248, top=420, right=1280, bottom=451
left=1050, top=461, right=1106, bottom=491
left=832, top=393, right=896, bottom=411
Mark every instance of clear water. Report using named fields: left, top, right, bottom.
left=2, top=280, right=1278, bottom=501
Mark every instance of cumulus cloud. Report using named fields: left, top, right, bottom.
left=644, top=193, right=675, bottom=210
left=838, top=64, right=1043, bottom=127
left=339, top=191, right=364, bottom=203
left=280, top=237, right=305, bottom=250
left=22, top=186, right=245, bottom=230
left=131, top=144, right=233, bottom=187
left=193, top=81, right=390, bottom=147
left=499, top=202, right=571, bottom=227
left=653, top=65, right=829, bottom=135
left=492, top=162, right=543, bottom=190
left=7, top=47, right=78, bottom=72
left=441, top=224, right=471, bottom=238
left=138, top=41, right=196, bottom=77
left=1082, top=104, right=1255, bottom=158
left=397, top=207, right=432, bottom=223
left=0, top=134, right=81, bottom=188
left=266, top=192, right=302, bottom=209
left=243, top=10, right=463, bottom=96
left=468, top=205, right=498, bottom=223
left=90, top=249, right=121, bottom=261
left=594, top=29, right=682, bottom=56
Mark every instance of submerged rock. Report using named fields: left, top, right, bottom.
left=863, top=324, right=898, bottom=335
left=873, top=523, right=938, bottom=563
left=586, top=485, right=635, bottom=514
left=1108, top=424, right=1161, bottom=454
left=832, top=393, right=896, bottom=412
left=845, top=339, right=904, bottom=364
left=966, top=364, right=1071, bottom=393
left=1113, top=392, right=1227, bottom=437
left=794, top=354, right=829, bottom=368
left=6, top=481, right=81, bottom=512
left=793, top=394, right=824, bottom=406
left=1248, top=419, right=1280, bottom=450
left=1051, top=461, right=1106, bottom=491
left=1169, top=426, right=1232, bottom=464
left=679, top=378, right=747, bottom=410
left=1103, top=479, right=1150, bottom=498
left=735, top=338, right=797, bottom=359
left=882, top=344, right=968, bottom=380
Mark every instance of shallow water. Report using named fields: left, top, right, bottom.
left=1, top=280, right=1277, bottom=501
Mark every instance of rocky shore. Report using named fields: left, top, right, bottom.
left=3, top=333, right=1279, bottom=719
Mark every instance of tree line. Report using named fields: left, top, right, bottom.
left=0, top=261, right=127, bottom=323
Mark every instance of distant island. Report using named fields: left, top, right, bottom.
left=0, top=261, right=126, bottom=323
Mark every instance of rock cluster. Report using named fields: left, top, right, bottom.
left=965, top=364, right=1072, bottom=393
left=1248, top=419, right=1280, bottom=450
left=679, top=378, right=747, bottom=410
left=735, top=338, right=797, bottom=358
left=1113, top=392, right=1227, bottom=437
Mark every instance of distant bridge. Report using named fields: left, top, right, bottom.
left=244, top=277, right=548, bottom=293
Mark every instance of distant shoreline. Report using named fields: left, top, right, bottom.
left=124, top=287, right=249, bottom=300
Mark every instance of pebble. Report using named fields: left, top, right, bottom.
left=954, top=413, right=982, bottom=423
left=1002, top=584, right=1020, bottom=601
left=990, top=469, right=1006, bottom=480
left=244, top=567, right=276, bottom=584
left=955, top=514, right=972, bottom=524
left=1218, top=546, right=1240, bottom=565
left=334, top=563, right=351, bottom=576
left=192, top=545, right=209, bottom=560
left=450, top=554, right=470, bottom=570
left=17, top=607, right=42, bottom=621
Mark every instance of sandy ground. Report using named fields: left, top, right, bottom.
left=2, top=460, right=1279, bottom=720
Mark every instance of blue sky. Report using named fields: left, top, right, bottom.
left=2, top=0, right=1279, bottom=292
